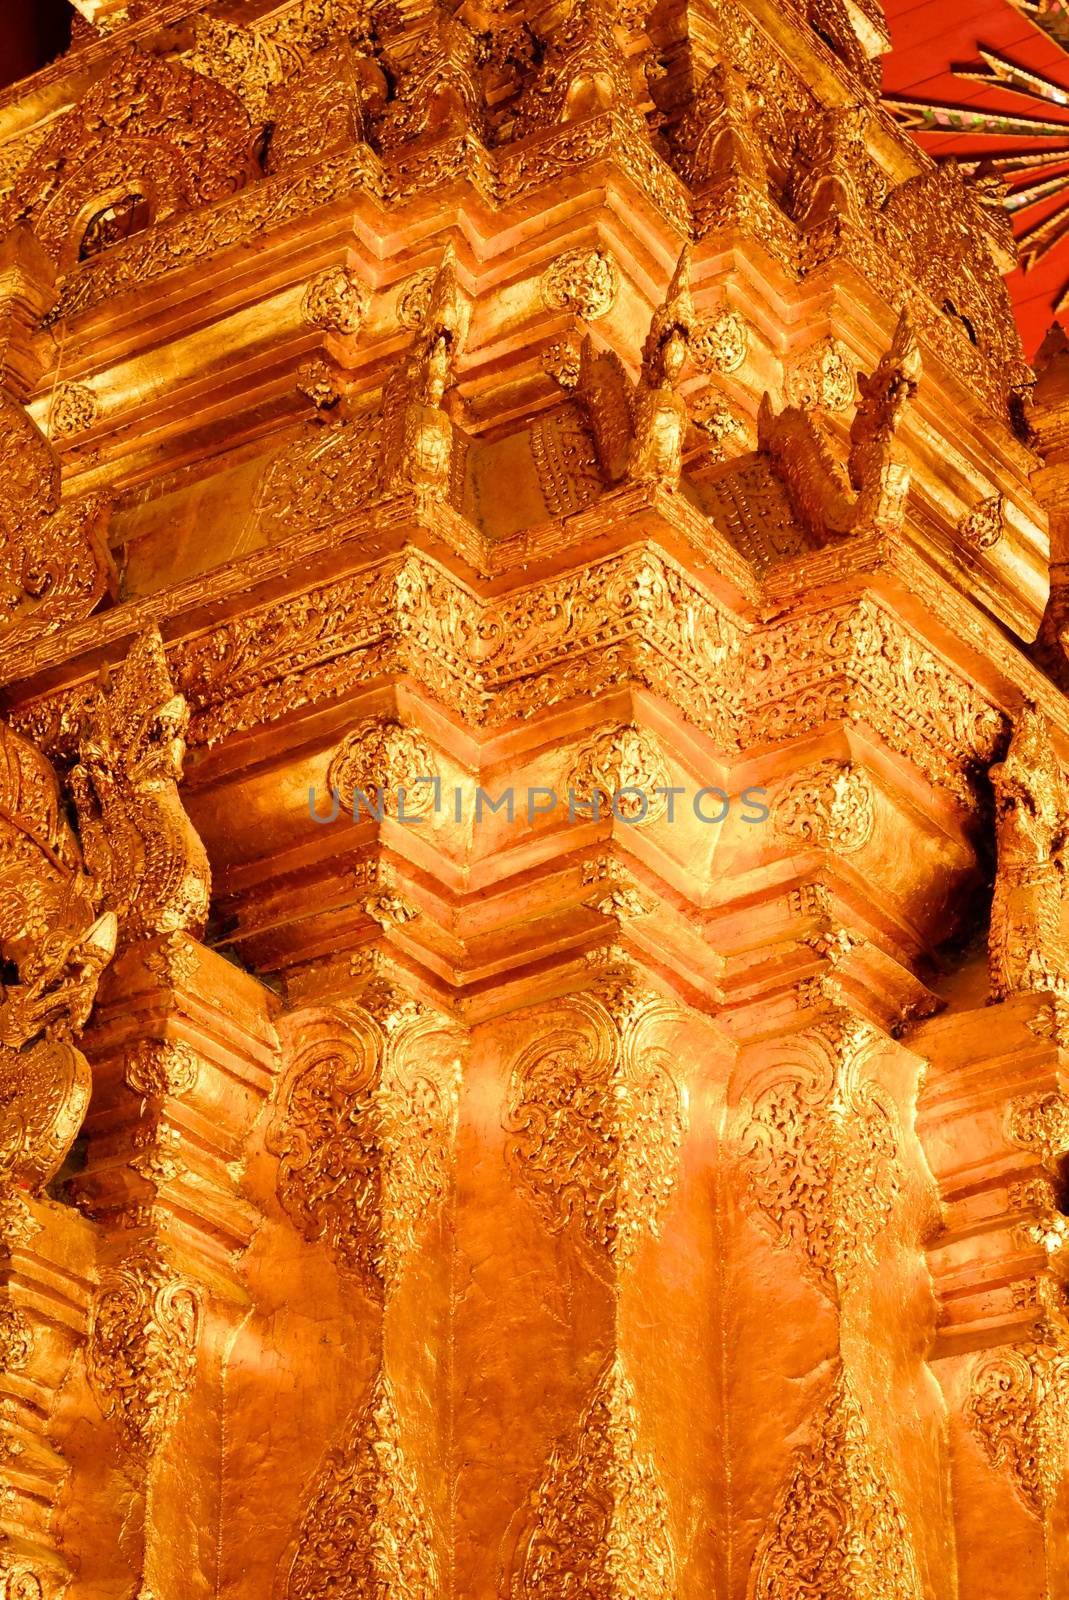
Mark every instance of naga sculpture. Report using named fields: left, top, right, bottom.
left=70, top=627, right=211, bottom=943
left=571, top=245, right=695, bottom=492
left=380, top=241, right=471, bottom=498
left=0, top=718, right=116, bottom=1195
left=989, top=706, right=1069, bottom=1002
left=0, top=388, right=113, bottom=649
left=758, top=309, right=921, bottom=543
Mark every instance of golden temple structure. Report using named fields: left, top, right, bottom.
left=0, top=0, right=1067, bottom=1595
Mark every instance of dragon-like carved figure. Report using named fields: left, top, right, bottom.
left=989, top=706, right=1069, bottom=1002
left=758, top=310, right=921, bottom=544
left=70, top=627, right=211, bottom=943
left=0, top=718, right=116, bottom=1195
left=571, top=245, right=695, bottom=492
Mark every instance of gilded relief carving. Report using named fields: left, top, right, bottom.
left=966, top=1343, right=1069, bottom=1520
left=770, top=761, right=876, bottom=853
left=86, top=1239, right=200, bottom=1457
left=300, top=267, right=371, bottom=336
left=739, top=1015, right=902, bottom=1297
left=540, top=248, right=619, bottom=321
left=505, top=989, right=686, bottom=1268
left=989, top=706, right=1069, bottom=1001
left=0, top=391, right=112, bottom=644
left=505, top=1356, right=676, bottom=1599
left=284, top=1370, right=441, bottom=1600
left=268, top=1004, right=460, bottom=1296
left=565, top=723, right=670, bottom=823
left=326, top=718, right=439, bottom=818
left=1, top=51, right=253, bottom=266
left=752, top=1368, right=922, bottom=1599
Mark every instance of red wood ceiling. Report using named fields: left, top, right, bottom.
left=882, top=0, right=1069, bottom=354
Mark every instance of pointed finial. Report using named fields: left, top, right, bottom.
left=664, top=243, right=693, bottom=323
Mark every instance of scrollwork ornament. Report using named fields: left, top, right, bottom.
left=959, top=493, right=1006, bottom=551
left=300, top=267, right=371, bottom=336
left=739, top=1015, right=902, bottom=1297
left=784, top=338, right=856, bottom=412
left=691, top=309, right=748, bottom=374
left=1007, top=1090, right=1069, bottom=1166
left=86, top=1240, right=199, bottom=1457
left=504, top=991, right=686, bottom=1269
left=124, top=1040, right=199, bottom=1099
left=540, top=248, right=619, bottom=321
left=966, top=1342, right=1069, bottom=1518
left=0, top=1568, right=44, bottom=1600
left=770, top=761, right=876, bottom=854
left=506, top=1357, right=676, bottom=1600
left=397, top=268, right=436, bottom=330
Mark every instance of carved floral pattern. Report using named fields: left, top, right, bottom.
left=1007, top=1089, right=1069, bottom=1166
left=326, top=718, right=439, bottom=819
left=47, top=383, right=99, bottom=439
left=565, top=724, right=670, bottom=823
left=540, top=248, right=619, bottom=320
left=268, top=1005, right=460, bottom=1296
left=770, top=761, right=876, bottom=854
left=507, top=1357, right=676, bottom=1599
left=752, top=1368, right=922, bottom=1599
left=86, top=1240, right=200, bottom=1456
left=300, top=267, right=371, bottom=336
left=739, top=1015, right=902, bottom=1296
left=784, top=338, right=856, bottom=412
left=397, top=268, right=436, bottom=330
left=124, top=1040, right=199, bottom=1099
left=959, top=494, right=1006, bottom=551
left=0, top=1303, right=32, bottom=1372
left=284, top=1370, right=440, bottom=1599
left=966, top=1342, right=1069, bottom=1519
left=691, top=309, right=748, bottom=374
left=505, top=990, right=686, bottom=1268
